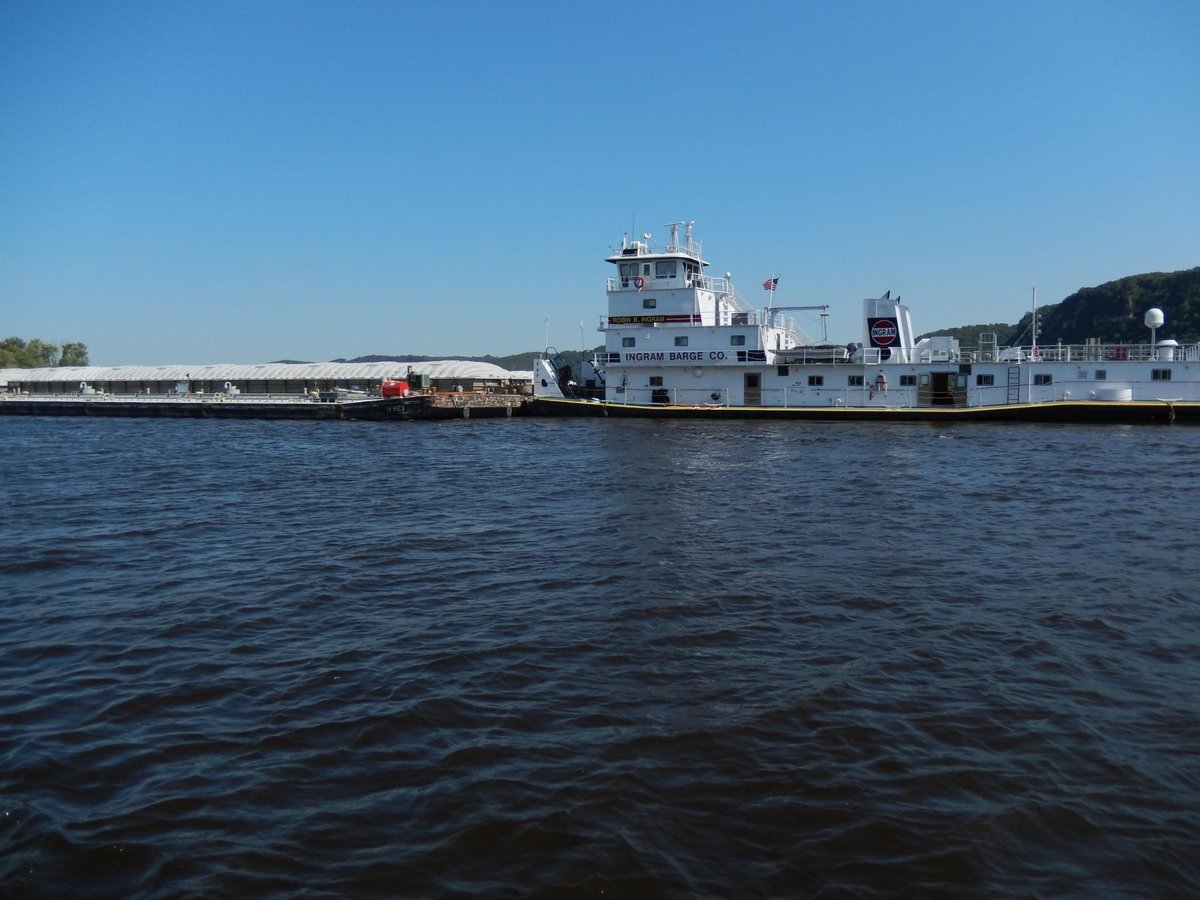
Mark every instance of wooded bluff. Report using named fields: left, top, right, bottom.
left=919, top=268, right=1200, bottom=347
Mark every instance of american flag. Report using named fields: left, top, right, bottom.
left=762, top=277, right=779, bottom=291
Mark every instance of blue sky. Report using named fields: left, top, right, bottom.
left=2, top=0, right=1197, bottom=365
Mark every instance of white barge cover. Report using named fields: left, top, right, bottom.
left=0, top=360, right=525, bottom=384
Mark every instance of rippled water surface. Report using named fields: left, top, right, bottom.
left=2, top=416, right=1199, bottom=897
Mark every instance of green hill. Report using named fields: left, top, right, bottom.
left=915, top=322, right=1019, bottom=347
left=921, top=268, right=1200, bottom=347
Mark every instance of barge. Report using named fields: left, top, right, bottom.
left=0, top=392, right=527, bottom=421
left=0, top=365, right=528, bottom=421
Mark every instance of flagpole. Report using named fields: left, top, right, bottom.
left=764, top=274, right=778, bottom=326
left=769, top=273, right=774, bottom=329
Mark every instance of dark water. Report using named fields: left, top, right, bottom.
left=2, top=416, right=1199, bottom=898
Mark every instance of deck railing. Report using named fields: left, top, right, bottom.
left=961, top=342, right=1199, bottom=363
left=606, top=274, right=737, bottom=294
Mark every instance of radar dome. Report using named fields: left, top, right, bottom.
left=1144, top=308, right=1165, bottom=329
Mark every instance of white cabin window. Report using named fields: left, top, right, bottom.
left=778, top=366, right=790, bottom=376
left=730, top=335, right=746, bottom=346
left=1152, top=369, right=1171, bottom=381
left=900, top=375, right=916, bottom=386
left=622, top=337, right=636, bottom=348
left=976, top=374, right=994, bottom=386
left=674, top=336, right=688, bottom=347
left=848, top=375, right=864, bottom=386
left=808, top=375, right=824, bottom=387
left=643, top=298, right=657, bottom=309
left=1034, top=374, right=1052, bottom=385
left=655, top=260, right=677, bottom=279
left=1095, top=369, right=1106, bottom=380
left=649, top=376, right=663, bottom=386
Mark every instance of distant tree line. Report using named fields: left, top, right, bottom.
left=0, top=337, right=90, bottom=368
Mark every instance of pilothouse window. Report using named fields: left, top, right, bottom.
left=655, top=260, right=677, bottom=279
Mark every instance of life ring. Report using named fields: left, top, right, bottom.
left=633, top=276, right=644, bottom=289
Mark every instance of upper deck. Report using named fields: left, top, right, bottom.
left=604, top=221, right=706, bottom=264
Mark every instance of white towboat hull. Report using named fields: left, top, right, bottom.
left=532, top=221, right=1200, bottom=425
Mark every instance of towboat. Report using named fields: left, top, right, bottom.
left=530, top=222, right=1200, bottom=423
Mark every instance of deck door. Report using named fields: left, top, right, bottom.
left=744, top=373, right=761, bottom=406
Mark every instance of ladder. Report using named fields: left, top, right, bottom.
left=1007, top=366, right=1021, bottom=404
left=978, top=332, right=998, bottom=361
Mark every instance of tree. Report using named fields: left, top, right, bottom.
left=22, top=339, right=59, bottom=367
left=59, top=342, right=89, bottom=366
left=0, top=336, right=89, bottom=368
left=0, top=337, right=26, bottom=368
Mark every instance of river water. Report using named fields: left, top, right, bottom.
left=2, top=416, right=1198, bottom=897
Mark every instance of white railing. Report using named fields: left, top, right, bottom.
left=963, top=342, right=1200, bottom=363
left=598, top=311, right=767, bottom=330
left=606, top=274, right=738, bottom=295
left=765, top=312, right=800, bottom=335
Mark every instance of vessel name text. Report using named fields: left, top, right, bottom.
left=623, top=351, right=728, bottom=363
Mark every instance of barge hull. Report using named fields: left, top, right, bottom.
left=0, top=397, right=422, bottom=421
left=0, top=394, right=530, bottom=421
left=529, top=396, right=1200, bottom=424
